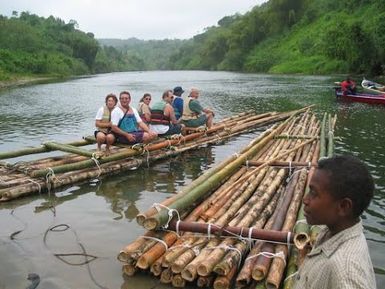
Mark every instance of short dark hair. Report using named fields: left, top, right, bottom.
left=105, top=93, right=117, bottom=105
left=318, top=155, right=374, bottom=218
left=120, top=91, right=131, bottom=98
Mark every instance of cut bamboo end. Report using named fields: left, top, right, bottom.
left=235, top=278, right=250, bottom=288
left=143, top=218, right=158, bottom=230
left=266, top=281, right=279, bottom=289
left=136, top=256, right=150, bottom=269
left=171, top=262, right=185, bottom=274
left=150, top=259, right=163, bottom=276
left=294, top=232, right=310, bottom=250
left=171, top=274, right=186, bottom=288
left=136, top=214, right=146, bottom=226
left=122, top=264, right=137, bottom=276
left=197, top=263, right=213, bottom=277
left=252, top=266, right=266, bottom=281
left=181, top=266, right=197, bottom=282
left=213, top=277, right=230, bottom=289
left=197, top=276, right=214, bottom=288
left=160, top=268, right=173, bottom=284
left=213, top=265, right=228, bottom=276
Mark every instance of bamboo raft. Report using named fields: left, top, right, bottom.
left=117, top=108, right=337, bottom=289
left=0, top=110, right=301, bottom=202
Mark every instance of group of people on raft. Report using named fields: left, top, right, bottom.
left=94, top=86, right=215, bottom=155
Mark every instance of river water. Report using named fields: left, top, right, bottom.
left=0, top=71, right=384, bottom=289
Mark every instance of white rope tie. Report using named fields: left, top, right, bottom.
left=217, top=245, right=243, bottom=268
left=245, top=159, right=249, bottom=169
left=245, top=251, right=286, bottom=265
left=26, top=179, right=42, bottom=194
left=207, top=223, right=212, bottom=240
left=91, top=155, right=102, bottom=178
left=176, top=220, right=181, bottom=236
left=232, top=152, right=240, bottom=158
left=284, top=271, right=298, bottom=282
left=308, top=161, right=312, bottom=169
left=248, top=227, right=254, bottom=250
left=151, top=203, right=181, bottom=229
left=287, top=232, right=291, bottom=249
left=142, top=236, right=168, bottom=251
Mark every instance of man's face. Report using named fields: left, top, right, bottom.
left=303, top=169, right=340, bottom=227
left=166, top=91, right=174, bottom=104
left=191, top=90, right=199, bottom=99
left=120, top=93, right=131, bottom=108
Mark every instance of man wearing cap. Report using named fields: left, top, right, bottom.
left=172, top=86, right=184, bottom=120
left=181, top=87, right=214, bottom=129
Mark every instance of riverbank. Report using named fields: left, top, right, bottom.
left=0, top=76, right=57, bottom=90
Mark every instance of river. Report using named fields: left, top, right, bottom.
left=0, top=71, right=384, bottom=289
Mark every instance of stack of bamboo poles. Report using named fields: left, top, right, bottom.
left=282, top=112, right=336, bottom=289
left=118, top=109, right=335, bottom=289
left=0, top=110, right=298, bottom=202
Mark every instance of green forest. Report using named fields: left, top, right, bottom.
left=1, top=0, right=385, bottom=82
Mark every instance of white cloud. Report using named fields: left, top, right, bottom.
left=0, top=0, right=267, bottom=39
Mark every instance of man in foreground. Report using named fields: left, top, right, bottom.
left=111, top=91, right=157, bottom=144
left=294, top=155, right=376, bottom=289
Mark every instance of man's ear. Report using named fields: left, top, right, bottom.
left=338, top=198, right=354, bottom=217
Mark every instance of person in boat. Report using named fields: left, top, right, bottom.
left=94, top=93, right=118, bottom=155
left=111, top=91, right=157, bottom=145
left=138, top=93, right=152, bottom=123
left=294, top=155, right=375, bottom=289
left=172, top=86, right=184, bottom=120
left=340, top=77, right=356, bottom=96
left=149, top=89, right=184, bottom=136
left=181, top=87, right=214, bottom=129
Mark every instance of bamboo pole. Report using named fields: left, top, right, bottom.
left=246, top=160, right=316, bottom=168
left=0, top=139, right=91, bottom=160
left=168, top=221, right=294, bottom=244
left=160, top=268, right=173, bottom=284
left=181, top=238, right=221, bottom=282
left=42, top=142, right=98, bottom=158
left=136, top=232, right=179, bottom=269
left=171, top=274, right=186, bottom=288
left=265, top=169, right=308, bottom=288
left=213, top=265, right=237, bottom=289
left=122, top=264, right=137, bottom=276
left=197, top=275, right=215, bottom=288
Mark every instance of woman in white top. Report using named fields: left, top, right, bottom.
left=94, top=93, right=118, bottom=155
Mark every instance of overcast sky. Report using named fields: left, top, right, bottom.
left=1, top=0, right=268, bottom=40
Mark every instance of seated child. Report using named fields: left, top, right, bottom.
left=294, top=155, right=376, bottom=289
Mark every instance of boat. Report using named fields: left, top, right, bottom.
left=334, top=88, right=385, bottom=105
left=361, top=78, right=385, bottom=94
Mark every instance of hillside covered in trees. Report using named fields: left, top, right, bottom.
left=169, top=0, right=385, bottom=75
left=1, top=0, right=385, bottom=81
left=0, top=12, right=181, bottom=81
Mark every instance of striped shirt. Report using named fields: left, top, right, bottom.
left=294, top=221, right=376, bottom=289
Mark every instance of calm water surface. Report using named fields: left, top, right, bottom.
left=0, top=71, right=384, bottom=288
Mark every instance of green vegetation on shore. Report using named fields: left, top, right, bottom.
left=169, top=0, right=385, bottom=75
left=1, top=0, right=385, bottom=82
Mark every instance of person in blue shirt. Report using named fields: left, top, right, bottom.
left=172, top=86, right=184, bottom=120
